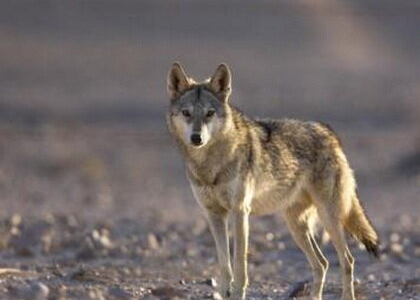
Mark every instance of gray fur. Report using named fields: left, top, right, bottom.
left=166, top=63, right=379, bottom=300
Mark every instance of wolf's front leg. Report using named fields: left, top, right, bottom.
left=206, top=210, right=233, bottom=298
left=231, top=209, right=250, bottom=300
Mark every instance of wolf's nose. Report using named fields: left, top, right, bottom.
left=190, top=134, right=202, bottom=145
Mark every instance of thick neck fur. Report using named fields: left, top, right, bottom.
left=170, top=106, right=252, bottom=186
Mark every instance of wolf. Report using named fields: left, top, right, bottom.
left=166, top=62, right=379, bottom=300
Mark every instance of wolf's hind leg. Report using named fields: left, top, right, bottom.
left=317, top=208, right=355, bottom=300
left=311, top=188, right=356, bottom=300
left=206, top=210, right=233, bottom=298
left=309, top=234, right=329, bottom=273
left=283, top=200, right=328, bottom=300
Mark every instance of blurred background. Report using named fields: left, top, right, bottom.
left=1, top=0, right=419, bottom=239
left=0, top=1, right=419, bottom=299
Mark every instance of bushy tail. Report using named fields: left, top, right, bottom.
left=344, top=196, right=380, bottom=258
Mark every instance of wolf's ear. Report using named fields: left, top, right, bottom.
left=209, top=63, right=232, bottom=102
left=167, top=62, right=191, bottom=100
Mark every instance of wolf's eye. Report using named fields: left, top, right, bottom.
left=182, top=110, right=190, bottom=117
left=206, top=110, right=215, bottom=118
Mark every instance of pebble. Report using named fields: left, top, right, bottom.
left=287, top=280, right=310, bottom=298
left=151, top=286, right=185, bottom=300
left=91, top=229, right=113, bottom=248
left=266, top=232, right=274, bottom=241
left=88, top=288, right=106, bottom=300
left=22, top=281, right=50, bottom=300
left=212, top=291, right=223, bottom=300
left=99, top=235, right=113, bottom=249
left=108, top=287, right=132, bottom=299
left=10, top=214, right=22, bottom=227
left=277, top=242, right=286, bottom=250
left=204, top=277, right=217, bottom=287
left=390, top=232, right=400, bottom=243
left=148, top=233, right=160, bottom=250
left=390, top=242, right=404, bottom=254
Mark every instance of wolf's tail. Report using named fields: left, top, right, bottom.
left=344, top=196, right=380, bottom=258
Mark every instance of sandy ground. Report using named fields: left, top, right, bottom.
left=0, top=126, right=418, bottom=300
left=0, top=1, right=419, bottom=299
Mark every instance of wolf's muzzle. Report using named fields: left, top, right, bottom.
left=190, top=133, right=202, bottom=146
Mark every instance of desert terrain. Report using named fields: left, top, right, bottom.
left=0, top=1, right=419, bottom=299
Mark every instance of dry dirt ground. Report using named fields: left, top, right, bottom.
left=0, top=1, right=419, bottom=299
left=0, top=127, right=418, bottom=300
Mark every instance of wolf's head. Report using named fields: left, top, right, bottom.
left=166, top=62, right=233, bottom=148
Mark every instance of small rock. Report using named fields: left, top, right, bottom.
left=151, top=286, right=185, bottom=300
left=10, top=214, right=22, bottom=227
left=99, top=235, right=113, bottom=249
left=321, top=231, right=330, bottom=245
left=41, top=234, right=53, bottom=253
left=179, top=279, right=186, bottom=285
left=108, top=287, right=132, bottom=299
left=204, top=277, right=218, bottom=287
left=91, top=229, right=113, bottom=249
left=266, top=232, right=274, bottom=241
left=277, top=242, right=286, bottom=250
left=10, top=226, right=20, bottom=236
left=367, top=274, right=376, bottom=281
left=88, top=288, right=106, bottom=300
left=148, top=233, right=160, bottom=250
left=390, top=242, right=404, bottom=254
left=28, top=282, right=50, bottom=300
left=390, top=233, right=400, bottom=243
left=92, top=230, right=101, bottom=241
left=287, top=280, right=310, bottom=298
left=134, top=267, right=142, bottom=276
left=212, top=291, right=223, bottom=300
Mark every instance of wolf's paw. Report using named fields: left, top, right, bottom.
left=219, top=281, right=232, bottom=299
left=218, top=286, right=231, bottom=299
left=218, top=276, right=232, bottom=299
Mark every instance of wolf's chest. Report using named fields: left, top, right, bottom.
left=190, top=173, right=291, bottom=216
left=190, top=180, right=235, bottom=213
